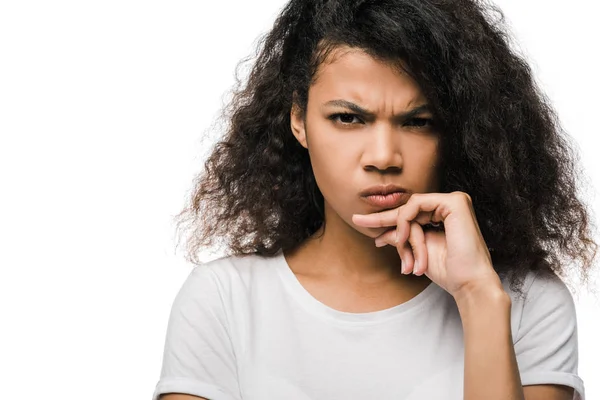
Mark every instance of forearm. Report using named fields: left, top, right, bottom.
left=455, top=284, right=524, bottom=400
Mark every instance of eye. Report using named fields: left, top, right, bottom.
left=327, top=113, right=364, bottom=125
left=405, top=118, right=435, bottom=129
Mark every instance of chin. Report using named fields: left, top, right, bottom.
left=353, top=224, right=388, bottom=239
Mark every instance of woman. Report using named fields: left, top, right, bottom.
left=153, top=0, right=597, bottom=399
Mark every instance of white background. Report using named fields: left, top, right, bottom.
left=0, top=1, right=598, bottom=399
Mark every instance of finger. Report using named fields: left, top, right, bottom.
left=354, top=194, right=446, bottom=229
left=374, top=228, right=397, bottom=247
left=373, top=218, right=441, bottom=247
left=395, top=195, right=450, bottom=244
left=352, top=209, right=399, bottom=228
left=395, top=210, right=436, bottom=244
left=398, top=193, right=446, bottom=224
left=408, top=222, right=427, bottom=276
left=373, top=228, right=415, bottom=275
left=398, top=237, right=414, bottom=275
left=397, top=193, right=471, bottom=236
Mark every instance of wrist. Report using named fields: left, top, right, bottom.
left=453, top=280, right=510, bottom=315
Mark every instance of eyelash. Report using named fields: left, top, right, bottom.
left=327, top=113, right=435, bottom=129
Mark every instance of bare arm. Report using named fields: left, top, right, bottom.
left=455, top=283, right=573, bottom=400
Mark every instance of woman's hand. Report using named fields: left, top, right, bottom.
left=352, top=191, right=502, bottom=298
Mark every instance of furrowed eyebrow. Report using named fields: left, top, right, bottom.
left=323, top=99, right=432, bottom=121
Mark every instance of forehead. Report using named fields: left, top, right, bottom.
left=310, top=46, right=425, bottom=104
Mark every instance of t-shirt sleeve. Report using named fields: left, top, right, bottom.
left=514, top=271, right=585, bottom=400
left=152, top=265, right=242, bottom=400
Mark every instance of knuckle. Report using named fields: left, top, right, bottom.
left=452, top=191, right=471, bottom=203
left=407, top=193, right=419, bottom=204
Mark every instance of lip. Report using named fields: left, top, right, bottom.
left=359, top=184, right=409, bottom=197
left=360, top=191, right=412, bottom=209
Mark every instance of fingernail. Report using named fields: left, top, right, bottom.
left=413, top=261, right=419, bottom=275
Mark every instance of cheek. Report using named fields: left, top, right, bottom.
left=307, top=139, right=359, bottom=205
left=307, top=130, right=357, bottom=182
left=309, top=148, right=348, bottom=194
left=407, top=141, right=439, bottom=169
left=419, top=153, right=441, bottom=191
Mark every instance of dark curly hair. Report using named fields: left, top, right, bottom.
left=173, top=0, right=598, bottom=297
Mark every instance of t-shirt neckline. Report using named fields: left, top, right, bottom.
left=273, top=249, right=446, bottom=325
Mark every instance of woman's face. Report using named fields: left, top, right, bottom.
left=290, top=46, right=441, bottom=238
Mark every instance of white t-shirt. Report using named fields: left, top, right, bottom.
left=152, top=249, right=585, bottom=400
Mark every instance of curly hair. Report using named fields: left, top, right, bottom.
left=173, top=0, right=598, bottom=297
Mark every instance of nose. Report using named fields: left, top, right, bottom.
left=362, top=122, right=403, bottom=172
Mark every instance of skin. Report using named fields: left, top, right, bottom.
left=285, top=46, right=573, bottom=399
left=154, top=49, right=573, bottom=400
left=286, top=46, right=440, bottom=309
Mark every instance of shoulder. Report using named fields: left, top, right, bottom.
left=169, top=252, right=281, bottom=329
left=185, top=251, right=281, bottom=294
left=502, top=269, right=577, bottom=343
left=503, top=269, right=575, bottom=311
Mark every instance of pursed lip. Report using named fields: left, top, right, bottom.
left=359, top=184, right=409, bottom=197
